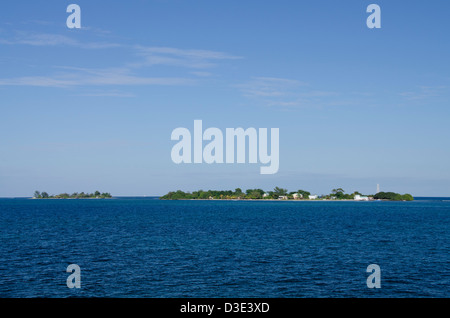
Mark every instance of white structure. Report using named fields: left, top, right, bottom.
left=376, top=184, right=380, bottom=194
left=354, top=194, right=369, bottom=201
left=292, top=193, right=302, bottom=200
left=308, top=195, right=318, bottom=200
left=263, top=193, right=269, bottom=198
left=279, top=196, right=288, bottom=200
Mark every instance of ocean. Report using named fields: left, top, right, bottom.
left=0, top=197, right=448, bottom=297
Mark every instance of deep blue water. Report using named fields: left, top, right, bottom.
left=0, top=198, right=449, bottom=298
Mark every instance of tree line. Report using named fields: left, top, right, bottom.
left=373, top=192, right=414, bottom=201
left=33, top=191, right=112, bottom=199
left=160, top=187, right=414, bottom=201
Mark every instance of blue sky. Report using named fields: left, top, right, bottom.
left=1, top=0, right=450, bottom=196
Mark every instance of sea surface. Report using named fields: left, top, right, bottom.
left=0, top=197, right=449, bottom=298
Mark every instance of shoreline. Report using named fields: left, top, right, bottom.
left=162, top=198, right=384, bottom=202
left=30, top=197, right=114, bottom=200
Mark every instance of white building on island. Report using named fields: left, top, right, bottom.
left=354, top=194, right=369, bottom=201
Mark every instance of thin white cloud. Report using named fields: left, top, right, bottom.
left=237, top=77, right=351, bottom=109
left=238, top=77, right=308, bottom=98
left=0, top=45, right=238, bottom=87
left=0, top=76, right=75, bottom=88
left=134, top=45, right=242, bottom=69
left=0, top=67, right=196, bottom=88
left=20, top=20, right=55, bottom=26
left=138, top=46, right=241, bottom=60
left=0, top=32, right=121, bottom=49
left=190, top=71, right=213, bottom=77
left=0, top=29, right=242, bottom=89
left=400, top=85, right=448, bottom=101
left=75, top=90, right=136, bottom=98
left=77, top=26, right=112, bottom=36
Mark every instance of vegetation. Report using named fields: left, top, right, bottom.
left=373, top=192, right=414, bottom=201
left=160, top=187, right=414, bottom=201
left=33, top=190, right=112, bottom=199
left=320, top=188, right=363, bottom=200
left=160, top=188, right=257, bottom=200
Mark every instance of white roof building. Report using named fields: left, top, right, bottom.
left=354, top=194, right=369, bottom=201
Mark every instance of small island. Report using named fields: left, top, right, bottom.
left=160, top=187, right=414, bottom=201
left=33, top=190, right=112, bottom=199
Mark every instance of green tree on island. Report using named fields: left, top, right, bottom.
left=296, top=189, right=311, bottom=199
left=274, top=187, right=288, bottom=196
left=159, top=188, right=413, bottom=201
left=33, top=191, right=112, bottom=199
left=246, top=189, right=265, bottom=199
left=331, top=188, right=345, bottom=199
left=374, top=192, right=413, bottom=201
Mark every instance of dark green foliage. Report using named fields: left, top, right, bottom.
left=402, top=194, right=414, bottom=201
left=373, top=192, right=414, bottom=201
left=331, top=188, right=346, bottom=199
left=33, top=191, right=112, bottom=199
left=297, top=190, right=311, bottom=198
left=161, top=186, right=306, bottom=200
left=273, top=187, right=288, bottom=197
left=160, top=188, right=413, bottom=201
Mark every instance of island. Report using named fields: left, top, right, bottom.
left=33, top=191, right=112, bottom=199
left=160, top=187, right=414, bottom=201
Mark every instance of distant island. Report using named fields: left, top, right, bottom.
left=160, top=187, right=414, bottom=201
left=33, top=191, right=112, bottom=199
